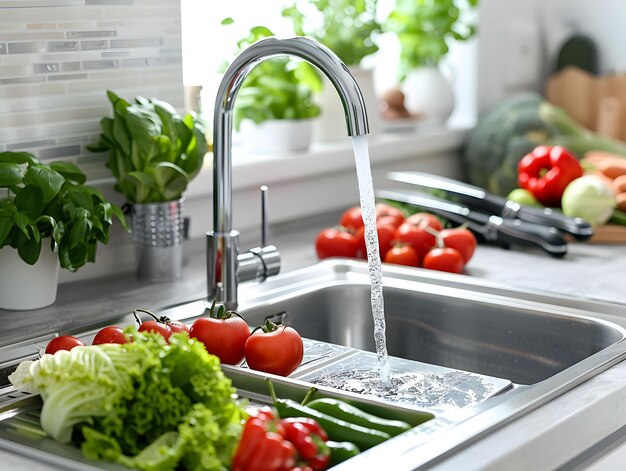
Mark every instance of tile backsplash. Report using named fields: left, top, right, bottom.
left=0, top=0, right=184, bottom=180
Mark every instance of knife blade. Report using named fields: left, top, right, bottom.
left=376, top=189, right=568, bottom=257
left=386, top=171, right=594, bottom=241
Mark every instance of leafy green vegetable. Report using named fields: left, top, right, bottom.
left=386, top=0, right=478, bottom=80
left=223, top=24, right=321, bottom=131
left=89, top=91, right=209, bottom=204
left=282, top=0, right=381, bottom=66
left=462, top=93, right=626, bottom=196
left=9, top=332, right=246, bottom=471
left=0, top=151, right=126, bottom=270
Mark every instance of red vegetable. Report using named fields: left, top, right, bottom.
left=232, top=408, right=297, bottom=471
left=45, top=335, right=84, bottom=354
left=517, top=145, right=583, bottom=207
left=423, top=247, right=465, bottom=274
left=92, top=326, right=130, bottom=345
left=384, top=244, right=420, bottom=267
left=281, top=418, right=330, bottom=470
left=354, top=222, right=396, bottom=260
left=394, top=220, right=437, bottom=260
left=440, top=227, right=477, bottom=264
left=189, top=301, right=250, bottom=365
left=315, top=227, right=359, bottom=260
left=245, top=320, right=304, bottom=377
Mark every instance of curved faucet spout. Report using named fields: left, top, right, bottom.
left=208, top=36, right=370, bottom=308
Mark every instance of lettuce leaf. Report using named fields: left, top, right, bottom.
left=9, top=331, right=245, bottom=470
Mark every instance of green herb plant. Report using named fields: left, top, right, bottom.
left=89, top=91, right=209, bottom=204
left=222, top=21, right=322, bottom=131
left=386, top=0, right=478, bottom=80
left=282, top=0, right=381, bottom=66
left=0, top=151, right=126, bottom=270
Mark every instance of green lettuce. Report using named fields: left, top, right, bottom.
left=9, top=332, right=245, bottom=471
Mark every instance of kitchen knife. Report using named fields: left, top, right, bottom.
left=386, top=171, right=594, bottom=241
left=376, top=189, right=568, bottom=257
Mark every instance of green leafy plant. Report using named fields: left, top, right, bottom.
left=282, top=0, right=381, bottom=66
left=386, top=0, right=478, bottom=80
left=0, top=151, right=126, bottom=270
left=223, top=22, right=322, bottom=131
left=88, top=91, right=209, bottom=204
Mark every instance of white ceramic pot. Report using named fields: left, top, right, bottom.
left=314, top=67, right=381, bottom=142
left=401, top=66, right=455, bottom=124
left=239, top=118, right=314, bottom=152
left=0, top=245, right=59, bottom=310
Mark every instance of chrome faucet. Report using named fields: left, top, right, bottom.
left=207, top=37, right=370, bottom=309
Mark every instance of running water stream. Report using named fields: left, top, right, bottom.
left=351, top=135, right=390, bottom=385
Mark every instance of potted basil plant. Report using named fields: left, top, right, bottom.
left=0, top=151, right=126, bottom=310
left=281, top=0, right=382, bottom=140
left=224, top=22, right=321, bottom=152
left=385, top=0, right=478, bottom=123
left=89, top=91, right=209, bottom=281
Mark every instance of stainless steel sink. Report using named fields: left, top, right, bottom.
left=2, top=259, right=626, bottom=470
left=238, top=265, right=624, bottom=386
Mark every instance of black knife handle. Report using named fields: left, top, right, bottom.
left=488, top=217, right=568, bottom=257
left=514, top=205, right=594, bottom=241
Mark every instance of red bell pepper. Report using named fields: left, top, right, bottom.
left=281, top=418, right=330, bottom=471
left=517, top=145, right=583, bottom=207
left=232, top=408, right=297, bottom=471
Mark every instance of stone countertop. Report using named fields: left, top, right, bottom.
left=1, top=214, right=626, bottom=469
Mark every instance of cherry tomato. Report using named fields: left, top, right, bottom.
left=92, top=326, right=130, bottom=345
left=441, top=227, right=477, bottom=263
left=355, top=222, right=396, bottom=259
left=394, top=222, right=437, bottom=259
left=376, top=203, right=405, bottom=228
left=138, top=320, right=172, bottom=341
left=339, top=206, right=364, bottom=231
left=315, top=227, right=359, bottom=259
left=245, top=321, right=304, bottom=377
left=423, top=247, right=465, bottom=274
left=168, top=320, right=189, bottom=335
left=405, top=212, right=442, bottom=231
left=45, top=335, right=85, bottom=354
left=384, top=244, right=420, bottom=266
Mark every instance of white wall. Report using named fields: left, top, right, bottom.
left=477, top=0, right=626, bottom=112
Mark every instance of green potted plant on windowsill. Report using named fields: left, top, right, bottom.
left=385, top=0, right=478, bottom=124
left=224, top=22, right=321, bottom=152
left=0, top=151, right=126, bottom=310
left=281, top=0, right=382, bottom=140
left=88, top=91, right=209, bottom=282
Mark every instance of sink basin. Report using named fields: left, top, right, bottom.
left=239, top=265, right=624, bottom=385
left=2, top=259, right=626, bottom=470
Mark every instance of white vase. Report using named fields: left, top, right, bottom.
left=0, top=245, right=60, bottom=310
left=401, top=66, right=455, bottom=124
left=239, top=118, right=314, bottom=152
left=314, top=67, right=381, bottom=142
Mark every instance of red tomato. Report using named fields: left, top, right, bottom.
left=315, top=227, right=359, bottom=259
left=423, top=248, right=465, bottom=274
left=92, top=326, right=130, bottom=345
left=245, top=322, right=304, bottom=377
left=355, top=223, right=396, bottom=259
left=376, top=203, right=405, bottom=228
left=138, top=320, right=172, bottom=341
left=377, top=215, right=404, bottom=229
left=190, top=316, right=250, bottom=365
left=394, top=222, right=437, bottom=259
left=168, top=320, right=189, bottom=335
left=384, top=244, right=420, bottom=266
left=441, top=228, right=477, bottom=263
left=339, top=206, right=364, bottom=231
left=405, top=212, right=442, bottom=231
left=45, top=335, right=85, bottom=354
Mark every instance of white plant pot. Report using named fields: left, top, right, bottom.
left=0, top=245, right=59, bottom=310
left=239, top=119, right=314, bottom=152
left=314, top=67, right=381, bottom=142
left=402, top=66, right=455, bottom=125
